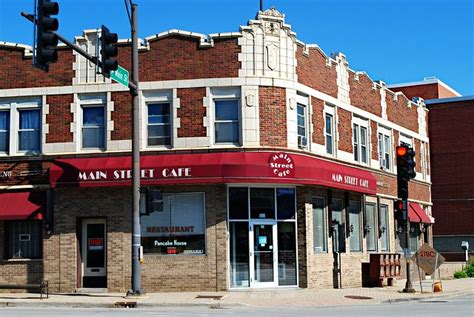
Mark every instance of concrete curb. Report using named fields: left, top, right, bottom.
left=383, top=290, right=474, bottom=304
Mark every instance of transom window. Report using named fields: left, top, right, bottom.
left=215, top=99, right=239, bottom=144
left=82, top=106, right=105, bottom=149
left=147, top=103, right=171, bottom=146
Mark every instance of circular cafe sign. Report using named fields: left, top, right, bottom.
left=269, top=153, right=295, bottom=178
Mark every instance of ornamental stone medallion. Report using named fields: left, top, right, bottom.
left=266, top=42, right=279, bottom=70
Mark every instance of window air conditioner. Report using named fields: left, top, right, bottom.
left=298, top=135, right=308, bottom=149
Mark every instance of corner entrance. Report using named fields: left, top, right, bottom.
left=228, top=186, right=298, bottom=289
left=81, top=218, right=107, bottom=288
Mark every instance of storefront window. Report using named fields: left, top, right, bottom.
left=229, top=187, right=249, bottom=220
left=250, top=188, right=275, bottom=219
left=141, top=193, right=205, bottom=255
left=365, top=203, right=377, bottom=252
left=349, top=200, right=362, bottom=252
left=277, top=222, right=297, bottom=285
left=380, top=204, right=390, bottom=251
left=230, top=222, right=249, bottom=287
left=331, top=198, right=345, bottom=253
left=277, top=188, right=295, bottom=220
left=409, top=224, right=420, bottom=252
left=312, top=197, right=327, bottom=253
left=5, top=221, right=42, bottom=259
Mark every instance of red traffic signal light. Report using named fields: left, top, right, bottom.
left=396, top=146, right=407, bottom=157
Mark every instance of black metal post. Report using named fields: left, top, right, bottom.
left=128, top=1, right=143, bottom=296
left=403, top=198, right=415, bottom=293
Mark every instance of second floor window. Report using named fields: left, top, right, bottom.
left=147, top=103, right=171, bottom=146
left=378, top=131, right=391, bottom=170
left=82, top=106, right=105, bottom=149
left=353, top=123, right=368, bottom=164
left=215, top=99, right=239, bottom=144
left=18, top=109, right=41, bottom=152
left=0, top=111, right=9, bottom=153
left=325, top=113, right=334, bottom=155
left=297, top=104, right=307, bottom=148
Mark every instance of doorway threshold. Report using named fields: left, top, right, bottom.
left=229, top=286, right=301, bottom=292
left=75, top=288, right=108, bottom=294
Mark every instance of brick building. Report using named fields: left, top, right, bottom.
left=391, top=79, right=472, bottom=261
left=0, top=8, right=433, bottom=292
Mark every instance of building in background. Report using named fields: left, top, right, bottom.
left=0, top=8, right=432, bottom=292
left=390, top=79, right=473, bottom=262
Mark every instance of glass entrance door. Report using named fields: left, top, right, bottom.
left=81, top=218, right=107, bottom=288
left=250, top=223, right=278, bottom=287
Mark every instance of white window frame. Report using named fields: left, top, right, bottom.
left=296, top=103, right=308, bottom=149
left=211, top=88, right=241, bottom=146
left=399, top=133, right=413, bottom=148
left=421, top=141, right=428, bottom=180
left=352, top=116, right=369, bottom=165
left=79, top=95, right=107, bottom=151
left=0, top=99, right=42, bottom=156
left=312, top=196, right=328, bottom=253
left=146, top=102, right=172, bottom=147
left=142, top=90, right=173, bottom=149
left=324, top=104, right=336, bottom=156
left=378, top=126, right=392, bottom=171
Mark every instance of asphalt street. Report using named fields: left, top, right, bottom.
left=0, top=294, right=472, bottom=317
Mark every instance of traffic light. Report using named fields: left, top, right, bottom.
left=146, top=188, right=163, bottom=214
left=396, top=145, right=416, bottom=199
left=100, top=25, right=118, bottom=77
left=394, top=199, right=406, bottom=223
left=35, top=0, right=59, bottom=71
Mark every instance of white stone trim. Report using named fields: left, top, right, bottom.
left=241, top=86, right=260, bottom=146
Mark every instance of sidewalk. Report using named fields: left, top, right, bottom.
left=0, top=278, right=472, bottom=309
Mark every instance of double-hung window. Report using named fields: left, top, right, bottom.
left=147, top=103, right=171, bottom=146
left=297, top=103, right=307, bottom=148
left=353, top=118, right=368, bottom=164
left=325, top=110, right=335, bottom=155
left=378, top=127, right=392, bottom=170
left=0, top=111, right=9, bottom=153
left=214, top=99, right=239, bottom=144
left=18, top=109, right=41, bottom=152
left=82, top=106, right=105, bottom=149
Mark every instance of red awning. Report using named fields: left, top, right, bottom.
left=0, top=192, right=45, bottom=220
left=409, top=202, right=432, bottom=223
left=50, top=151, right=377, bottom=194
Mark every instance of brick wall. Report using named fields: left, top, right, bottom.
left=259, top=86, right=287, bottom=147
left=386, top=93, right=419, bottom=132
left=0, top=47, right=73, bottom=89
left=414, top=139, right=422, bottom=173
left=0, top=161, right=50, bottom=186
left=139, top=37, right=240, bottom=81
left=111, top=92, right=132, bottom=141
left=349, top=73, right=382, bottom=116
left=428, top=101, right=474, bottom=237
left=39, top=184, right=227, bottom=293
left=311, top=97, right=325, bottom=145
left=46, top=94, right=74, bottom=143
left=337, top=108, right=352, bottom=153
left=177, top=88, right=207, bottom=138
left=370, top=121, right=378, bottom=160
left=375, top=172, right=431, bottom=203
left=296, top=46, right=338, bottom=98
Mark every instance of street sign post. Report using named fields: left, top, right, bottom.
left=110, top=65, right=129, bottom=87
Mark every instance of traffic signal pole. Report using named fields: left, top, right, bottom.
left=403, top=199, right=415, bottom=293
left=128, top=2, right=143, bottom=296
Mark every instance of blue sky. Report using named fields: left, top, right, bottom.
left=1, top=0, right=473, bottom=95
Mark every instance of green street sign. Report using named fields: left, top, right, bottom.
left=110, top=65, right=129, bottom=87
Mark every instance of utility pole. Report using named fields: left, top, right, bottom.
left=128, top=1, right=143, bottom=296
left=403, top=200, right=415, bottom=293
